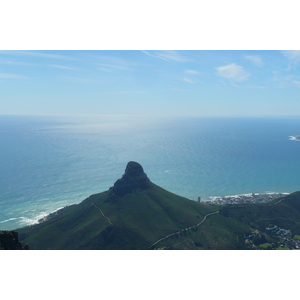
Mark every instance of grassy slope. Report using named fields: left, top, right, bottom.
left=19, top=187, right=300, bottom=250
left=18, top=183, right=218, bottom=250
left=151, top=209, right=252, bottom=250
left=219, top=192, right=300, bottom=234
left=153, top=192, right=300, bottom=249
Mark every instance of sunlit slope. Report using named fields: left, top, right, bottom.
left=18, top=183, right=219, bottom=249
left=219, top=191, right=300, bottom=233
left=19, top=161, right=300, bottom=250
left=18, top=162, right=219, bottom=249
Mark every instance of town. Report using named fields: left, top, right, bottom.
left=244, top=225, right=300, bottom=250
left=204, top=192, right=289, bottom=205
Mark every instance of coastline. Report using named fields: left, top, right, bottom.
left=1, top=191, right=292, bottom=230
left=28, top=192, right=292, bottom=227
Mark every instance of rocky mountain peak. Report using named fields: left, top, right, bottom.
left=111, top=161, right=150, bottom=196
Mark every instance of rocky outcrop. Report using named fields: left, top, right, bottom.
left=0, top=230, right=29, bottom=250
left=110, top=161, right=150, bottom=196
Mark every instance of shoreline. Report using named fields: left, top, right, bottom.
left=2, top=191, right=292, bottom=230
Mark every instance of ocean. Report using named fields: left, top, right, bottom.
left=1, top=115, right=300, bottom=230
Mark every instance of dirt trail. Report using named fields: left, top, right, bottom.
left=148, top=211, right=219, bottom=249
left=92, top=203, right=113, bottom=225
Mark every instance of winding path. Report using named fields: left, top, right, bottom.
left=148, top=210, right=219, bottom=249
left=92, top=203, right=114, bottom=225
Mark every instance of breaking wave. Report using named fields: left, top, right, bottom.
left=289, top=136, right=300, bottom=141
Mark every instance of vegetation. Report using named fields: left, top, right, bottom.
left=16, top=162, right=300, bottom=250
left=258, top=243, right=272, bottom=250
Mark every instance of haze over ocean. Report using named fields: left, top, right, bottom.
left=1, top=114, right=300, bottom=230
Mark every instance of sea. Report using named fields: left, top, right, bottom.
left=1, top=115, right=300, bottom=230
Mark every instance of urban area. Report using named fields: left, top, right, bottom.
left=204, top=192, right=288, bottom=205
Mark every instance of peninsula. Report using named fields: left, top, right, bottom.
left=13, top=162, right=300, bottom=250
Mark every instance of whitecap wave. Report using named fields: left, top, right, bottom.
left=0, top=217, right=19, bottom=224
left=18, top=206, right=66, bottom=227
left=289, top=136, right=300, bottom=141
left=19, top=212, right=49, bottom=227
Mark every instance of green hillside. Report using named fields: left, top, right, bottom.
left=18, top=183, right=216, bottom=249
left=17, top=162, right=300, bottom=250
left=219, top=192, right=300, bottom=232
left=17, top=162, right=252, bottom=250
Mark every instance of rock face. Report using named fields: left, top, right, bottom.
left=0, top=230, right=28, bottom=250
left=111, top=161, right=150, bottom=196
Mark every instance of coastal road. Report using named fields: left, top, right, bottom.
left=148, top=211, right=219, bottom=249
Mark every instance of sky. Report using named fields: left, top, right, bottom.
left=1, top=50, right=300, bottom=117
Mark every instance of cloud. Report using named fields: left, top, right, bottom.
left=97, top=63, right=129, bottom=72
left=98, top=90, right=146, bottom=94
left=0, top=50, right=73, bottom=60
left=0, top=59, right=38, bottom=66
left=215, top=63, right=250, bottom=82
left=182, top=77, right=194, bottom=83
left=93, top=55, right=141, bottom=72
left=245, top=55, right=263, bottom=67
left=282, top=50, right=300, bottom=62
left=282, top=50, right=300, bottom=69
left=0, top=73, right=28, bottom=79
left=184, top=70, right=200, bottom=74
left=48, top=64, right=77, bottom=70
left=293, top=80, right=300, bottom=87
left=142, top=50, right=190, bottom=62
left=271, top=71, right=296, bottom=88
left=60, top=76, right=94, bottom=83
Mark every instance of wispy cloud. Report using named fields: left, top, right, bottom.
left=94, top=55, right=140, bottom=73
left=215, top=63, right=250, bottom=82
left=271, top=71, right=296, bottom=88
left=98, top=90, right=146, bottom=94
left=142, top=50, right=190, bottom=63
left=184, top=70, right=200, bottom=74
left=292, top=80, right=300, bottom=87
left=0, top=59, right=77, bottom=70
left=0, top=59, right=38, bottom=66
left=97, top=63, right=129, bottom=73
left=245, top=55, right=263, bottom=67
left=0, top=50, right=73, bottom=60
left=60, top=76, right=94, bottom=83
left=282, top=50, right=300, bottom=62
left=282, top=50, right=300, bottom=69
left=0, top=73, right=28, bottom=79
left=169, top=87, right=189, bottom=91
left=48, top=64, right=77, bottom=70
left=182, top=77, right=194, bottom=83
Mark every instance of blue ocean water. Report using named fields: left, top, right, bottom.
left=1, top=115, right=300, bottom=230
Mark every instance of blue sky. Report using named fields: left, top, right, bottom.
left=1, top=50, right=300, bottom=117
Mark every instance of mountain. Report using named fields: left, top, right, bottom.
left=17, top=161, right=300, bottom=250
left=17, top=161, right=251, bottom=250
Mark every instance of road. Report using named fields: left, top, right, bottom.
left=148, top=210, right=219, bottom=249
